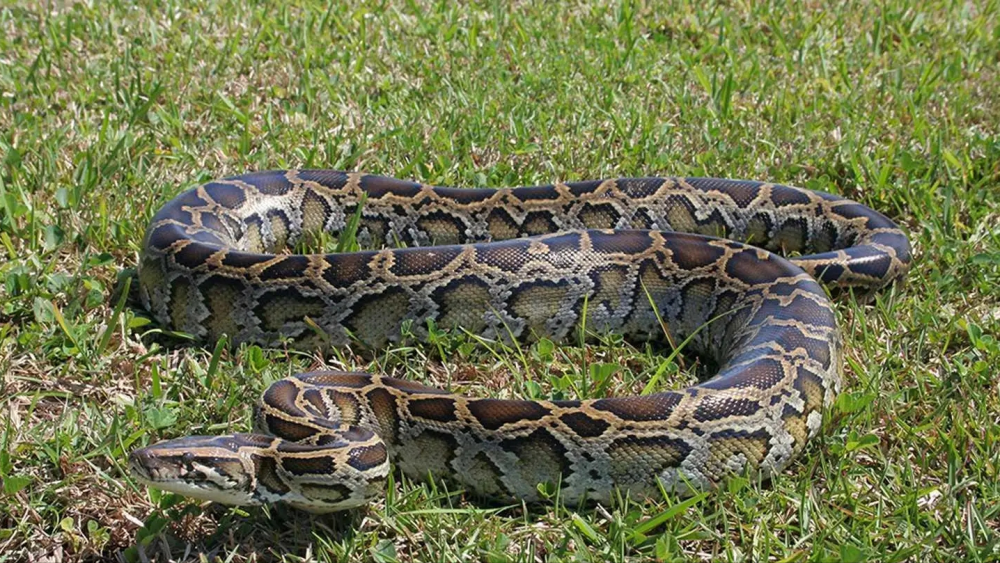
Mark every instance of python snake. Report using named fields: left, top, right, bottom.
left=128, top=170, right=910, bottom=512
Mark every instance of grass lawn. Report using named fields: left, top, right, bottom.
left=1, top=0, right=999, bottom=561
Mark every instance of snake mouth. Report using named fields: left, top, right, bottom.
left=127, top=451, right=156, bottom=483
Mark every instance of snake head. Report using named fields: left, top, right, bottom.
left=129, top=429, right=389, bottom=513
left=128, top=434, right=265, bottom=507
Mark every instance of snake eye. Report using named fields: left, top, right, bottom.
left=181, top=452, right=195, bottom=465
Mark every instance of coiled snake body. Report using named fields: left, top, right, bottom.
left=129, top=170, right=910, bottom=512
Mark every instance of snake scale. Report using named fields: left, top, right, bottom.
left=128, top=170, right=910, bottom=512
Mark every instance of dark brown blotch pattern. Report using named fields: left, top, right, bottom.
left=204, top=182, right=247, bottom=209
left=347, top=444, right=388, bottom=471
left=366, top=388, right=400, bottom=444
left=408, top=397, right=459, bottom=423
left=662, top=234, right=727, bottom=270
left=243, top=170, right=295, bottom=195
left=359, top=174, right=422, bottom=199
left=172, top=241, right=219, bottom=269
left=467, top=399, right=549, bottom=431
left=559, top=412, right=610, bottom=438
left=321, top=251, right=375, bottom=288
left=262, top=415, right=321, bottom=442
left=724, top=248, right=797, bottom=285
left=390, top=245, right=464, bottom=277
left=297, top=169, right=349, bottom=189
left=692, top=396, right=761, bottom=423
left=253, top=455, right=291, bottom=495
left=258, top=255, right=311, bottom=281
left=592, top=393, right=683, bottom=422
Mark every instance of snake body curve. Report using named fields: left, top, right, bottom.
left=129, top=170, right=910, bottom=512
